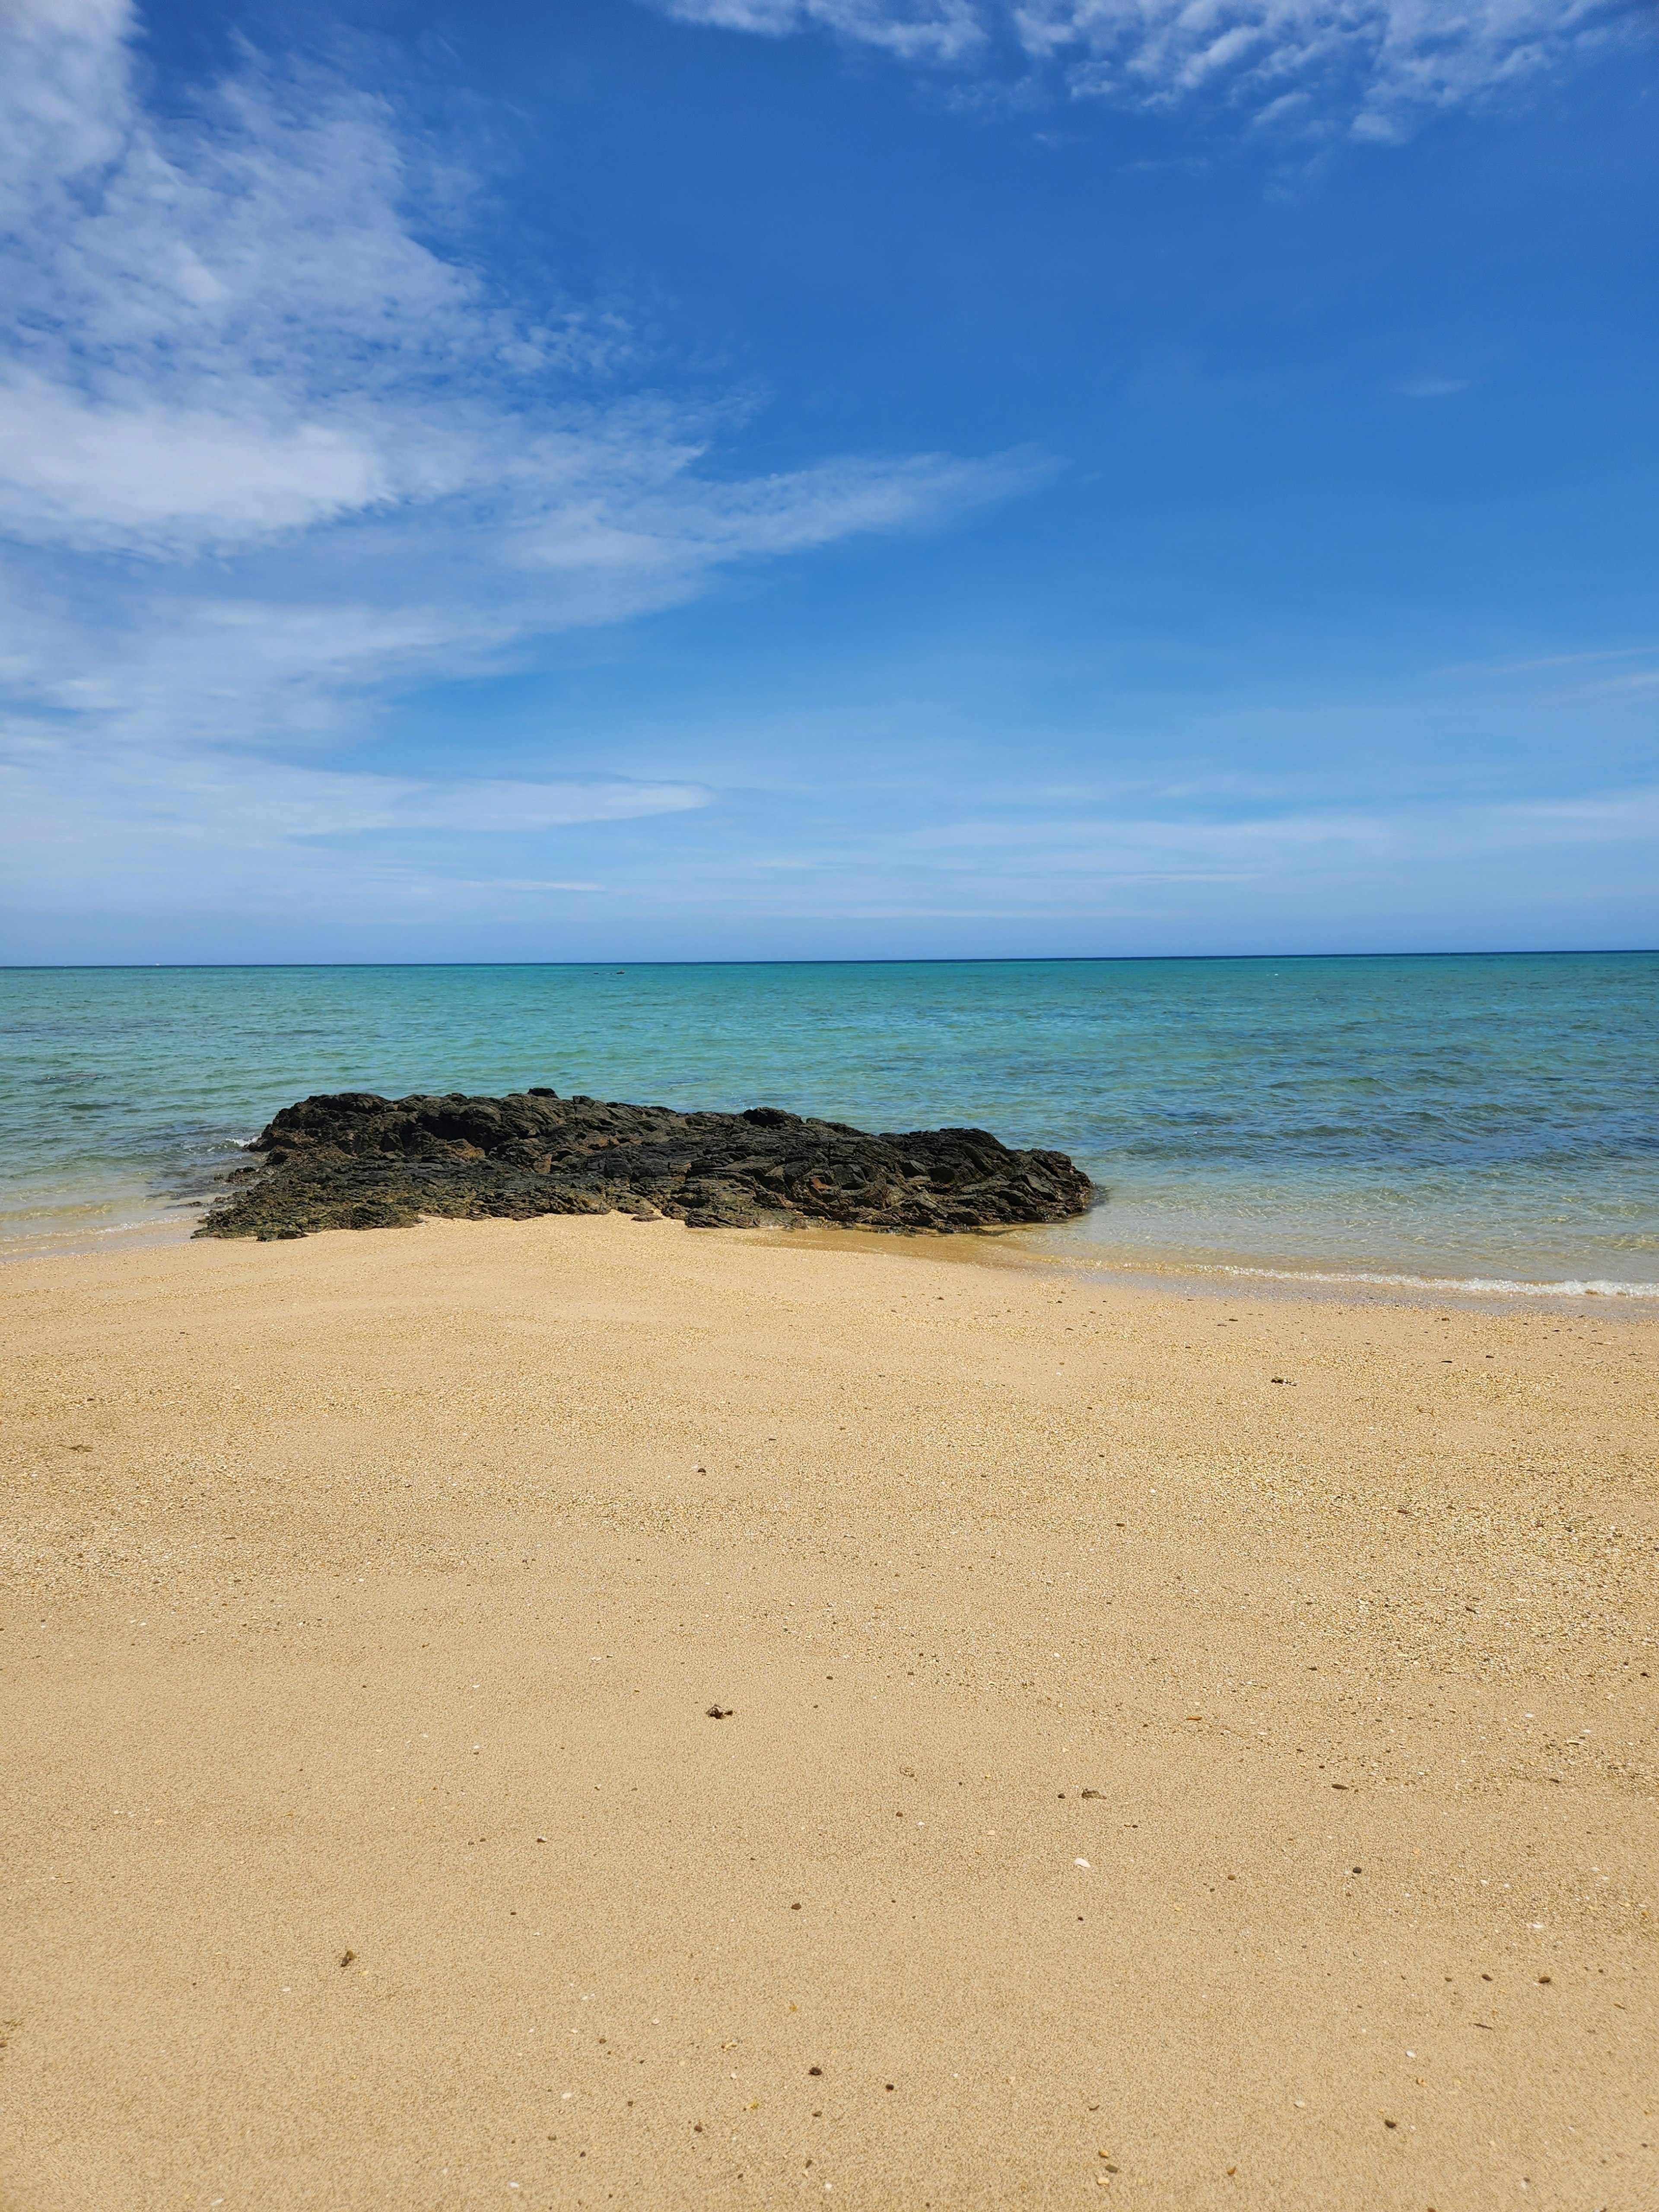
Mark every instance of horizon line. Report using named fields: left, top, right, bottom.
left=3, top=947, right=1657, bottom=974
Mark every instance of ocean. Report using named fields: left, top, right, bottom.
left=3, top=953, right=1656, bottom=1297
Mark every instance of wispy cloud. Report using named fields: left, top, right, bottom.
left=0, top=738, right=709, bottom=914
left=0, top=0, right=1033, bottom=910
left=1388, top=371, right=1475, bottom=398
left=658, top=0, right=990, bottom=64
left=1439, top=644, right=1656, bottom=679
left=655, top=0, right=1651, bottom=138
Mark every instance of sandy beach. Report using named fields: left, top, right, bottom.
left=3, top=1216, right=1654, bottom=2210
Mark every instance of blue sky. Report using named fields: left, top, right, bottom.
left=1, top=0, right=1655, bottom=963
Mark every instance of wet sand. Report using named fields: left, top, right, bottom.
left=3, top=1216, right=1655, bottom=2209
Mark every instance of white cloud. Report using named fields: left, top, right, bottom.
left=660, top=0, right=990, bottom=63
left=0, top=2, right=495, bottom=558
left=0, top=2, right=1020, bottom=563
left=0, top=0, right=1031, bottom=909
left=655, top=0, right=1651, bottom=137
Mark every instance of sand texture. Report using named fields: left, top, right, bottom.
left=3, top=1217, right=1655, bottom=2209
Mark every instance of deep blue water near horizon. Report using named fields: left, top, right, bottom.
left=2, top=953, right=1656, bottom=1294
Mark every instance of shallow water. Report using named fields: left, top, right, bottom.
left=2, top=954, right=1656, bottom=1294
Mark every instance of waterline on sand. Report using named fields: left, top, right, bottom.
left=4, top=952, right=1656, bottom=1290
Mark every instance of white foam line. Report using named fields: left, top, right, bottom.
left=1103, top=1258, right=1659, bottom=1299
left=1214, top=1265, right=1656, bottom=1298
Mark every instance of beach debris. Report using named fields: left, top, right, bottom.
left=706, top=1705, right=733, bottom=1719
left=197, top=1089, right=1095, bottom=1239
left=338, top=1950, right=356, bottom=1968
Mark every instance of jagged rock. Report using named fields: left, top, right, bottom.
left=194, top=1088, right=1095, bottom=1242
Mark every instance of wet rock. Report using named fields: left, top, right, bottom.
left=194, top=1088, right=1095, bottom=1241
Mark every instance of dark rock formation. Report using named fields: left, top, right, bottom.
left=195, top=1088, right=1095, bottom=1241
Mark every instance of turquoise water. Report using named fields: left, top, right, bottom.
left=2, top=955, right=1656, bottom=1294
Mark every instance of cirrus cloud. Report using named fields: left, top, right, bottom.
left=654, top=0, right=1651, bottom=139
left=0, top=0, right=1035, bottom=918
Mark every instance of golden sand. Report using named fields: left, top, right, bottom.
left=3, top=1216, right=1655, bottom=2209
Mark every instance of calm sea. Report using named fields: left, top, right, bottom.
left=2, top=955, right=1656, bottom=1296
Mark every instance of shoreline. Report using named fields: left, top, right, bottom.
left=5, top=1214, right=1655, bottom=2208
left=6, top=1197, right=1658, bottom=1316
left=778, top=1220, right=1659, bottom=1316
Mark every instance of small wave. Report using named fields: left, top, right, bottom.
left=1193, top=1261, right=1659, bottom=1299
